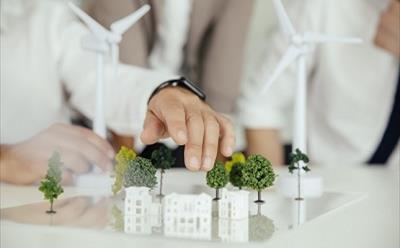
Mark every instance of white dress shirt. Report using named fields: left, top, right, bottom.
left=0, top=0, right=173, bottom=144
left=238, top=0, right=399, bottom=165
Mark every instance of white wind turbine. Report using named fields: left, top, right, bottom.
left=262, top=0, right=361, bottom=160
left=68, top=2, right=150, bottom=138
left=264, top=0, right=361, bottom=201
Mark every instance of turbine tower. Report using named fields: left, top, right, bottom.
left=68, top=2, right=150, bottom=138
left=263, top=0, right=362, bottom=158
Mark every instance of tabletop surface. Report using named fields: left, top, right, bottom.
left=1, top=164, right=399, bottom=248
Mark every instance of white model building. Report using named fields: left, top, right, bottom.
left=218, top=189, right=249, bottom=219
left=218, top=218, right=249, bottom=242
left=163, top=193, right=212, bottom=240
left=124, top=186, right=161, bottom=234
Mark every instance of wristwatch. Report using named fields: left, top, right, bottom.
left=148, top=77, right=206, bottom=103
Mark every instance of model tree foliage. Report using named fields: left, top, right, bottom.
left=39, top=151, right=64, bottom=214
left=124, top=157, right=157, bottom=189
left=206, top=161, right=229, bottom=200
left=229, top=162, right=246, bottom=190
left=288, top=148, right=310, bottom=173
left=151, top=144, right=175, bottom=196
left=112, top=146, right=137, bottom=195
left=224, top=152, right=246, bottom=173
left=242, top=154, right=276, bottom=203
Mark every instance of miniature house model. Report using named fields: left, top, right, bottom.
left=124, top=187, right=161, bottom=234
left=163, top=193, right=212, bottom=240
left=218, top=189, right=249, bottom=219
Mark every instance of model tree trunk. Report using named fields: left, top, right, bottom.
left=46, top=199, right=56, bottom=214
left=295, top=162, right=303, bottom=201
left=254, top=190, right=265, bottom=204
left=158, top=169, right=164, bottom=197
left=214, top=188, right=220, bottom=201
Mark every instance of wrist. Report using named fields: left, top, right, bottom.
left=148, top=77, right=206, bottom=104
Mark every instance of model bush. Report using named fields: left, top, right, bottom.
left=206, top=161, right=229, bottom=200
left=39, top=151, right=64, bottom=214
left=124, top=157, right=157, bottom=189
left=242, top=154, right=276, bottom=203
left=112, top=146, right=137, bottom=195
left=151, top=145, right=175, bottom=197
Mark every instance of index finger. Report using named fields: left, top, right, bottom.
left=158, top=103, right=188, bottom=145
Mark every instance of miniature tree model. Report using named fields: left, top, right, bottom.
left=206, top=161, right=229, bottom=200
left=112, top=146, right=137, bottom=195
left=124, top=157, right=157, bottom=189
left=242, top=154, right=276, bottom=204
left=39, top=151, right=64, bottom=214
left=151, top=145, right=176, bottom=197
left=288, top=148, right=310, bottom=201
left=229, top=163, right=246, bottom=190
left=224, top=152, right=246, bottom=173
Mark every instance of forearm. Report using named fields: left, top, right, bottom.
left=245, top=129, right=284, bottom=166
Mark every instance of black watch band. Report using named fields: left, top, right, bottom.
left=148, top=77, right=206, bottom=104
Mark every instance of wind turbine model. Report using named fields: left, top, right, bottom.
left=264, top=0, right=361, bottom=200
left=68, top=2, right=150, bottom=138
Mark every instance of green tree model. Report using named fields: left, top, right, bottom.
left=288, top=148, right=310, bottom=200
left=242, top=154, right=276, bottom=204
left=224, top=152, right=246, bottom=173
left=112, top=146, right=137, bottom=195
left=124, top=157, right=157, bottom=189
left=151, top=145, right=176, bottom=197
left=229, top=162, right=246, bottom=190
left=206, top=161, right=229, bottom=200
left=38, top=151, right=64, bottom=214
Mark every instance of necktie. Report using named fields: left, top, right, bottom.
left=368, top=66, right=400, bottom=164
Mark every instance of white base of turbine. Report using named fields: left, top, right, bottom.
left=276, top=173, right=323, bottom=198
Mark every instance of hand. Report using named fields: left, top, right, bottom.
left=374, top=0, right=400, bottom=58
left=140, top=87, right=235, bottom=171
left=0, top=123, right=115, bottom=185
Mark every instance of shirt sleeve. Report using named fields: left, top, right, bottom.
left=49, top=2, right=175, bottom=136
left=238, top=0, right=324, bottom=129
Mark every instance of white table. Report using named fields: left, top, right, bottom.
left=1, top=164, right=399, bottom=248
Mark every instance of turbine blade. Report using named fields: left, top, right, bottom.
left=68, top=2, right=110, bottom=41
left=303, top=33, right=362, bottom=44
left=272, top=0, right=296, bottom=37
left=110, top=4, right=150, bottom=35
left=261, top=46, right=301, bottom=94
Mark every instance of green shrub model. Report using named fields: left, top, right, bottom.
left=206, top=161, right=229, bottom=200
left=288, top=148, right=310, bottom=200
left=151, top=145, right=176, bottom=197
left=38, top=151, right=64, bottom=214
left=229, top=162, right=246, bottom=190
left=242, top=154, right=276, bottom=204
left=124, top=157, right=157, bottom=189
left=112, top=146, right=137, bottom=195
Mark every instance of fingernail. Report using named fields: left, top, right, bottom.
left=190, top=156, right=200, bottom=169
left=203, top=156, right=213, bottom=170
left=225, top=147, right=233, bottom=156
left=177, top=130, right=187, bottom=143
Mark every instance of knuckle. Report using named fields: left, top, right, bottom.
left=187, top=142, right=203, bottom=151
